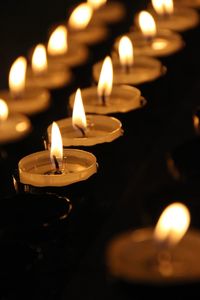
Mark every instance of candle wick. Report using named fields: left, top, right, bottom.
left=100, top=91, right=107, bottom=106
left=53, top=155, right=62, bottom=174
left=75, top=125, right=86, bottom=137
left=123, top=63, right=131, bottom=74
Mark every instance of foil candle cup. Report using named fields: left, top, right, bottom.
left=106, top=202, right=200, bottom=292
left=47, top=88, right=123, bottom=148
left=67, top=2, right=109, bottom=46
left=148, top=0, right=199, bottom=32
left=0, top=57, right=51, bottom=116
left=115, top=11, right=184, bottom=58
left=26, top=44, right=73, bottom=90
left=0, top=99, right=32, bottom=144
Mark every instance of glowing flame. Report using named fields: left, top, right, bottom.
left=9, top=57, right=27, bottom=97
left=72, top=88, right=87, bottom=132
left=87, top=0, right=107, bottom=9
left=97, top=56, right=113, bottom=99
left=154, top=202, right=190, bottom=247
left=118, top=36, right=134, bottom=69
left=32, top=44, right=48, bottom=75
left=0, top=99, right=8, bottom=122
left=68, top=3, right=93, bottom=30
left=47, top=26, right=68, bottom=56
left=152, top=0, right=174, bottom=15
left=138, top=11, right=157, bottom=39
left=50, top=122, right=63, bottom=169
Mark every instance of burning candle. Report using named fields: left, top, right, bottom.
left=148, top=0, right=199, bottom=32
left=0, top=57, right=51, bottom=116
left=87, top=0, right=126, bottom=25
left=47, top=88, right=123, bottom=147
left=115, top=11, right=184, bottom=58
left=106, top=202, right=200, bottom=285
left=93, top=38, right=166, bottom=86
left=69, top=56, right=146, bottom=114
left=0, top=99, right=31, bottom=144
left=47, top=25, right=89, bottom=68
left=26, top=44, right=73, bottom=90
left=67, top=2, right=109, bottom=46
left=18, top=122, right=97, bottom=187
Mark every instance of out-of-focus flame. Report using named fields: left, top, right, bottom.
left=138, top=11, right=157, bottom=39
left=87, top=0, right=107, bottom=10
left=50, top=122, right=63, bottom=169
left=47, top=26, right=68, bottom=56
left=32, top=44, right=48, bottom=75
left=152, top=0, right=174, bottom=16
left=9, top=57, right=27, bottom=97
left=154, top=202, right=190, bottom=247
left=72, top=88, right=87, bottom=132
left=0, top=99, right=8, bottom=122
left=68, top=3, right=93, bottom=30
left=97, top=56, right=113, bottom=100
left=118, top=36, right=134, bottom=69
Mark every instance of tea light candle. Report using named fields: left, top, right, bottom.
left=93, top=38, right=166, bottom=86
left=67, top=3, right=109, bottom=46
left=147, top=0, right=199, bottom=32
left=106, top=203, right=200, bottom=284
left=18, top=122, right=97, bottom=187
left=0, top=57, right=51, bottom=116
left=69, top=56, right=146, bottom=114
left=87, top=0, right=126, bottom=25
left=114, top=11, right=184, bottom=58
left=0, top=99, right=32, bottom=144
left=47, top=26, right=90, bottom=68
left=26, top=44, right=73, bottom=90
left=48, top=88, right=123, bottom=147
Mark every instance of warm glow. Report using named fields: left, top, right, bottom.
left=87, top=0, right=107, bottom=9
left=72, top=88, right=87, bottom=132
left=118, top=36, right=134, bottom=68
left=138, top=11, right=157, bottom=39
left=9, top=56, right=27, bottom=97
left=193, top=115, right=200, bottom=132
left=50, top=122, right=63, bottom=168
left=97, top=56, right=113, bottom=99
left=154, top=202, right=190, bottom=247
left=0, top=99, right=8, bottom=122
left=152, top=0, right=174, bottom=16
left=68, top=3, right=93, bottom=30
left=32, top=44, right=48, bottom=75
left=47, top=26, right=68, bottom=56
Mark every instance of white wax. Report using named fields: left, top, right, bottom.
left=107, top=227, right=200, bottom=284
left=91, top=2, right=126, bottom=24
left=69, top=85, right=146, bottom=114
left=115, top=29, right=184, bottom=57
left=47, top=115, right=123, bottom=146
left=26, top=65, right=73, bottom=90
left=0, top=113, right=32, bottom=144
left=18, top=149, right=97, bottom=187
left=0, top=88, right=51, bottom=116
left=93, top=55, right=165, bottom=86
left=147, top=6, right=199, bottom=32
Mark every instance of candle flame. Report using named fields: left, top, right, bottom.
left=138, top=11, right=157, bottom=39
left=118, top=36, right=134, bottom=69
left=0, top=99, right=8, bottom=122
left=68, top=3, right=93, bottom=30
left=9, top=56, right=27, bottom=97
left=72, top=88, right=87, bottom=132
left=50, top=122, right=63, bottom=169
left=154, top=202, right=190, bottom=247
left=32, top=44, right=48, bottom=75
left=87, top=0, right=107, bottom=10
left=152, top=0, right=174, bottom=16
left=47, top=26, right=68, bottom=56
left=97, top=56, right=113, bottom=99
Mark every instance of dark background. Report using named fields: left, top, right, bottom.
left=0, top=0, right=200, bottom=299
